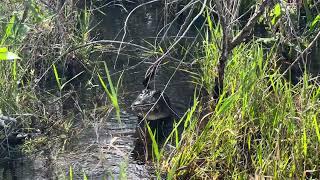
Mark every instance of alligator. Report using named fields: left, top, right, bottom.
left=131, top=64, right=178, bottom=124
left=131, top=89, right=174, bottom=121
left=130, top=65, right=181, bottom=161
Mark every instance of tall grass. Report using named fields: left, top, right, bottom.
left=0, top=4, right=26, bottom=122
left=98, top=62, right=122, bottom=122
left=0, top=0, right=101, bottom=153
left=158, top=23, right=320, bottom=178
left=144, top=90, right=201, bottom=179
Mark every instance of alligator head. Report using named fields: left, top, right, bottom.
left=131, top=89, right=173, bottom=121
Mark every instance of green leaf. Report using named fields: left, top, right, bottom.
left=313, top=115, right=320, bottom=143
left=302, top=125, right=307, bottom=156
left=146, top=123, right=160, bottom=161
left=1, top=15, right=16, bottom=45
left=273, top=3, right=281, bottom=17
left=0, top=47, right=8, bottom=53
left=6, top=16, right=15, bottom=36
left=310, top=14, right=320, bottom=31
left=206, top=9, right=213, bottom=32
left=69, top=166, right=73, bottom=180
left=0, top=51, right=21, bottom=60
left=83, top=171, right=88, bottom=180
left=271, top=3, right=281, bottom=25
left=216, top=94, right=237, bottom=115
left=97, top=64, right=121, bottom=123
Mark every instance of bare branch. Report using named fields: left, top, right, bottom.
left=145, top=0, right=208, bottom=80
left=229, top=0, right=270, bottom=50
left=116, top=0, right=160, bottom=67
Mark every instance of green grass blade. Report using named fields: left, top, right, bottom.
left=52, top=63, right=61, bottom=90
left=302, top=125, right=307, bottom=157
left=98, top=63, right=121, bottom=122
left=60, top=71, right=84, bottom=90
left=12, top=59, right=17, bottom=81
left=98, top=72, right=112, bottom=97
left=146, top=123, right=160, bottom=161
left=313, top=115, right=320, bottom=143
left=69, top=166, right=73, bottom=180
left=83, top=171, right=88, bottom=180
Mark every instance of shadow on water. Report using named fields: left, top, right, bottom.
left=0, top=1, right=198, bottom=179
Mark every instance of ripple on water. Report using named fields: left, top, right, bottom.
left=0, top=111, right=155, bottom=180
left=51, top=112, right=154, bottom=179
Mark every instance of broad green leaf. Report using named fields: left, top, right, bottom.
left=6, top=15, right=15, bottom=36
left=0, top=47, right=8, bottom=53
left=0, top=51, right=21, bottom=60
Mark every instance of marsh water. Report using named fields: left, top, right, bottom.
left=0, top=2, right=196, bottom=179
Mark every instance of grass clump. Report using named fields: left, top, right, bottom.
left=0, top=0, right=111, bottom=154
left=160, top=36, right=320, bottom=178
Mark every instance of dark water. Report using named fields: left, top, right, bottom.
left=0, top=2, right=196, bottom=179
